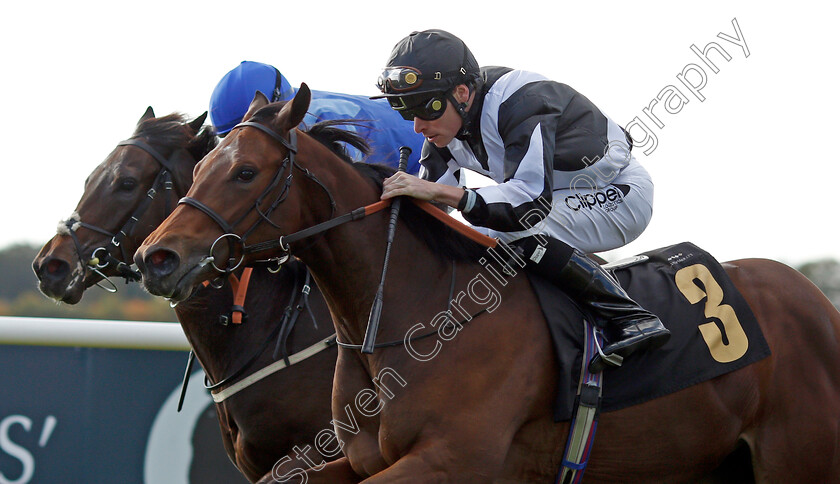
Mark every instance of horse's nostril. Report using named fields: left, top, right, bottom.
left=144, top=248, right=180, bottom=277
left=149, top=251, right=168, bottom=267
left=36, top=257, right=70, bottom=280
left=46, top=259, right=66, bottom=275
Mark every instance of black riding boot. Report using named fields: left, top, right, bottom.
left=516, top=237, right=670, bottom=372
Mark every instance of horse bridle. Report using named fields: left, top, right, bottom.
left=178, top=121, right=342, bottom=274
left=60, top=138, right=181, bottom=291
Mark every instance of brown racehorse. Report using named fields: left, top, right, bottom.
left=33, top=107, right=215, bottom=304
left=31, top=108, right=350, bottom=482
left=135, top=86, right=840, bottom=483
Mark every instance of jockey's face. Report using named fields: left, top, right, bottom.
left=413, top=84, right=473, bottom=148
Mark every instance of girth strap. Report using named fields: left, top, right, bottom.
left=557, top=321, right=605, bottom=484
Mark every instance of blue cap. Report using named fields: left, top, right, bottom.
left=209, top=61, right=295, bottom=134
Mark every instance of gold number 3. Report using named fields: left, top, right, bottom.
left=674, top=264, right=749, bottom=363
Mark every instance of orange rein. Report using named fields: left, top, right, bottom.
left=409, top=199, right=497, bottom=248
left=366, top=198, right=497, bottom=248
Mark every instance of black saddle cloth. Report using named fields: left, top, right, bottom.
left=529, top=242, right=771, bottom=421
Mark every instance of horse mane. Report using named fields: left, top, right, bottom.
left=307, top=119, right=371, bottom=162
left=354, top=163, right=488, bottom=263
left=249, top=103, right=371, bottom=162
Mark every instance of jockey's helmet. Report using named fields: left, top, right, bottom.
left=209, top=61, right=295, bottom=135
left=373, top=29, right=479, bottom=121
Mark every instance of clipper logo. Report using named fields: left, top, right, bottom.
left=565, top=187, right=625, bottom=212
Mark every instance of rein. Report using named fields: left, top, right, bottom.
left=60, top=138, right=181, bottom=290
left=244, top=199, right=392, bottom=255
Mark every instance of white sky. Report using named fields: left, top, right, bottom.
left=1, top=1, right=837, bottom=267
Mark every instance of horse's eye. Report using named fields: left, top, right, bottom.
left=118, top=178, right=137, bottom=191
left=236, top=169, right=256, bottom=182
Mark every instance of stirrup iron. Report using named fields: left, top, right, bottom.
left=591, top=326, right=623, bottom=368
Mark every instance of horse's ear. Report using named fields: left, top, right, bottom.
left=188, top=112, right=207, bottom=133
left=139, top=106, right=155, bottom=125
left=241, top=91, right=270, bottom=124
left=277, top=83, right=310, bottom=131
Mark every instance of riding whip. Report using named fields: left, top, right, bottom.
left=177, top=350, right=195, bottom=412
left=361, top=146, right=411, bottom=354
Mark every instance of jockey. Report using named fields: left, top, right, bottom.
left=375, top=29, right=670, bottom=371
left=209, top=61, right=424, bottom=174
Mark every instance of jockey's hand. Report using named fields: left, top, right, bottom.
left=381, top=172, right=437, bottom=201
left=381, top=172, right=470, bottom=210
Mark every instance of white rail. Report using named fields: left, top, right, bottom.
left=0, top=316, right=190, bottom=351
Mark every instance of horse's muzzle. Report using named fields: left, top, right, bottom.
left=32, top=255, right=84, bottom=304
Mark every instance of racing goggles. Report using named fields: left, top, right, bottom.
left=377, top=66, right=426, bottom=93
left=388, top=92, right=448, bottom=121
left=377, top=66, right=468, bottom=94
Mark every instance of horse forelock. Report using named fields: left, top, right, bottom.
left=131, top=112, right=217, bottom=188
left=133, top=113, right=199, bottom=151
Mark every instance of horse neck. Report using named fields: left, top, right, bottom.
left=293, top=179, right=458, bottom=349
